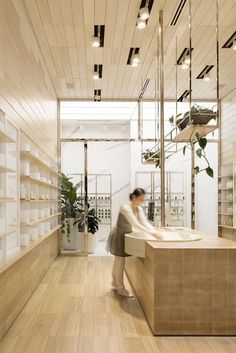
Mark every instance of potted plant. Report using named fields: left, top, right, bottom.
left=61, top=173, right=83, bottom=250
left=73, top=206, right=100, bottom=254
left=142, top=149, right=161, bottom=167
left=169, top=105, right=216, bottom=131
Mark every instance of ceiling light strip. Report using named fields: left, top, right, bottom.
left=170, top=0, right=187, bottom=26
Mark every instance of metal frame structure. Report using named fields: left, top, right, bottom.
left=59, top=0, right=220, bottom=251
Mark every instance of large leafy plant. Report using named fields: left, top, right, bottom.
left=74, top=206, right=100, bottom=235
left=61, top=173, right=83, bottom=242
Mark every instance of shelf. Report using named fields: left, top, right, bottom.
left=143, top=159, right=156, bottom=165
left=20, top=151, right=61, bottom=177
left=0, top=228, right=17, bottom=238
left=218, top=175, right=233, bottom=178
left=0, top=198, right=16, bottom=203
left=0, top=130, right=16, bottom=143
left=173, top=124, right=217, bottom=142
left=218, top=213, right=233, bottom=216
left=218, top=225, right=235, bottom=229
left=218, top=200, right=233, bottom=203
left=20, top=175, right=61, bottom=189
left=0, top=225, right=61, bottom=275
left=20, top=198, right=59, bottom=203
left=218, top=187, right=233, bottom=190
left=0, top=165, right=16, bottom=173
left=21, top=212, right=62, bottom=227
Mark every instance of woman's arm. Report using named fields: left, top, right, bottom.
left=120, top=204, right=156, bottom=235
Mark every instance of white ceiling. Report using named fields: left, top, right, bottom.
left=23, top=0, right=236, bottom=101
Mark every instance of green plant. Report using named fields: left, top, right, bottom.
left=73, top=206, right=100, bottom=235
left=169, top=113, right=183, bottom=126
left=142, top=149, right=161, bottom=168
left=61, top=173, right=83, bottom=242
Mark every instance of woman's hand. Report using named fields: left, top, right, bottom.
left=152, top=232, right=163, bottom=239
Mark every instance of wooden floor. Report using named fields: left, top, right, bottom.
left=1, top=256, right=236, bottom=353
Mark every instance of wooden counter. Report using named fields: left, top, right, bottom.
left=125, top=228, right=236, bottom=335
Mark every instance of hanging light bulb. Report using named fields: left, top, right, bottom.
left=136, top=18, right=146, bottom=29
left=184, top=54, right=191, bottom=65
left=232, top=39, right=236, bottom=51
left=93, top=71, right=99, bottom=80
left=131, top=61, right=139, bottom=67
left=181, top=62, right=188, bottom=70
left=92, top=36, right=100, bottom=48
left=139, top=6, right=150, bottom=20
left=203, top=73, right=210, bottom=81
left=132, top=53, right=140, bottom=64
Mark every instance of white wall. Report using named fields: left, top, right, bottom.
left=195, top=143, right=218, bottom=236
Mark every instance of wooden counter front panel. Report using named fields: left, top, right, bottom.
left=125, top=244, right=155, bottom=332
left=0, top=231, right=59, bottom=341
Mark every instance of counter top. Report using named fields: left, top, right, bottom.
left=125, top=227, right=236, bottom=257
left=147, top=228, right=236, bottom=249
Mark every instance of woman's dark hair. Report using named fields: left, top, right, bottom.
left=129, top=188, right=146, bottom=201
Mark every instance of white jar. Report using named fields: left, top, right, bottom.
left=30, top=227, right=38, bottom=241
left=21, top=210, right=30, bottom=224
left=20, top=233, right=30, bottom=246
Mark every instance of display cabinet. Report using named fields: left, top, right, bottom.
left=135, top=171, right=186, bottom=227
left=0, top=110, right=19, bottom=263
left=218, top=174, right=233, bottom=228
left=20, top=132, right=61, bottom=247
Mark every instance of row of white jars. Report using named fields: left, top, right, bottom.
left=21, top=144, right=57, bottom=170
left=20, top=220, right=57, bottom=246
left=20, top=207, right=57, bottom=223
left=21, top=161, right=57, bottom=182
left=0, top=153, right=16, bottom=169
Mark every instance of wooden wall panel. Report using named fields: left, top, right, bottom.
left=0, top=0, right=57, bottom=158
left=0, top=231, right=59, bottom=341
left=219, top=88, right=236, bottom=240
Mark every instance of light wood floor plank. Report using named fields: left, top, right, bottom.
left=1, top=256, right=236, bottom=353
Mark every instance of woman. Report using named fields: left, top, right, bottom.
left=106, top=188, right=161, bottom=298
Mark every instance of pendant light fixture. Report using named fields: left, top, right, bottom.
left=232, top=39, right=236, bottom=51
left=203, top=73, right=210, bottom=81
left=136, top=18, right=146, bottom=29
left=139, top=6, right=150, bottom=20
left=184, top=54, right=191, bottom=65
left=181, top=62, right=188, bottom=70
left=131, top=53, right=140, bottom=67
left=93, top=70, right=99, bottom=80
left=92, top=36, right=100, bottom=48
left=132, top=53, right=140, bottom=64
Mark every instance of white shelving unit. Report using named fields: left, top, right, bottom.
left=135, top=171, right=186, bottom=227
left=20, top=132, right=61, bottom=247
left=218, top=169, right=234, bottom=229
left=0, top=110, right=19, bottom=263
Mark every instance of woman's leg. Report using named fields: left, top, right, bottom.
left=113, top=256, right=133, bottom=298
left=112, top=256, right=125, bottom=290
left=115, top=256, right=125, bottom=291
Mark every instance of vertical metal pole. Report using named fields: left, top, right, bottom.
left=159, top=11, right=165, bottom=227
left=138, top=100, right=141, bottom=140
left=110, top=174, right=112, bottom=230
left=57, top=99, right=62, bottom=254
left=84, top=141, right=88, bottom=254
left=216, top=0, right=220, bottom=233
left=175, top=37, right=178, bottom=125
left=216, top=0, right=219, bottom=125
left=188, top=0, right=195, bottom=229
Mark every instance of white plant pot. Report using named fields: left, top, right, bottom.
left=62, top=218, right=82, bottom=250
left=78, top=231, right=98, bottom=254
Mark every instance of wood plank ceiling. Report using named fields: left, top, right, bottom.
left=23, top=0, right=236, bottom=101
